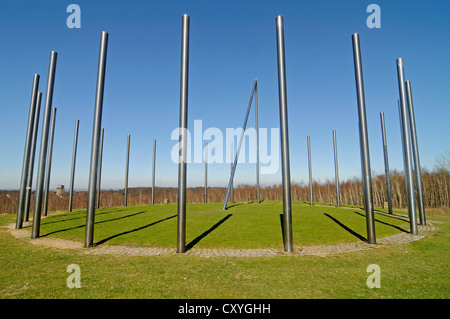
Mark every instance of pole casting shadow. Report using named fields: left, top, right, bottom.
left=353, top=211, right=409, bottom=233
left=323, top=213, right=368, bottom=242
left=185, top=214, right=232, bottom=251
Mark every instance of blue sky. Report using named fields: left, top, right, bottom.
left=0, top=0, right=449, bottom=190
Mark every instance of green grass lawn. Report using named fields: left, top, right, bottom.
left=0, top=201, right=448, bottom=299
left=23, top=201, right=412, bottom=249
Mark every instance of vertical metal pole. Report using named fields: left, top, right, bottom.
left=124, top=134, right=130, bottom=207
left=151, top=138, right=156, bottom=205
left=405, top=80, right=426, bottom=225
left=68, top=119, right=79, bottom=212
left=333, top=130, right=340, bottom=208
left=31, top=51, right=58, bottom=239
left=307, top=135, right=313, bottom=206
left=43, top=107, right=57, bottom=216
left=177, top=14, right=189, bottom=253
left=380, top=112, right=393, bottom=214
left=255, top=80, right=260, bottom=204
left=276, top=15, right=293, bottom=252
left=230, top=142, right=234, bottom=203
left=16, top=74, right=39, bottom=229
left=204, top=142, right=208, bottom=203
left=24, top=92, right=42, bottom=222
left=222, top=80, right=257, bottom=210
left=351, top=33, right=376, bottom=244
left=85, top=31, right=108, bottom=248
left=396, top=58, right=418, bottom=235
left=96, top=128, right=104, bottom=209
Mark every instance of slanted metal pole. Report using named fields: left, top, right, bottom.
left=124, top=134, right=130, bottom=207
left=380, top=112, right=393, bottom=214
left=85, top=31, right=108, bottom=248
left=333, top=130, right=340, bottom=208
left=405, top=80, right=426, bottom=225
left=396, top=58, right=418, bottom=235
left=96, top=128, right=104, bottom=209
left=31, top=51, right=58, bottom=239
left=204, top=142, right=208, bottom=203
left=43, top=107, right=57, bottom=216
left=177, top=14, right=189, bottom=253
left=222, top=79, right=257, bottom=210
left=24, top=91, right=42, bottom=222
left=307, top=135, right=313, bottom=206
left=276, top=15, right=293, bottom=252
left=16, top=74, right=39, bottom=229
left=68, top=119, right=79, bottom=212
left=230, top=143, right=234, bottom=203
left=255, top=80, right=260, bottom=204
left=151, top=138, right=156, bottom=205
left=351, top=33, right=376, bottom=244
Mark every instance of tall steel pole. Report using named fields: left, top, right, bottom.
left=276, top=16, right=293, bottom=252
left=16, top=74, right=39, bottom=229
left=222, top=79, right=257, bottom=210
left=307, top=135, right=313, bottom=206
left=24, top=91, right=42, bottom=222
left=96, top=128, right=104, bottom=209
left=124, top=134, right=130, bottom=207
left=43, top=107, right=57, bottom=216
left=177, top=14, right=189, bottom=253
left=405, top=80, right=426, bottom=225
left=351, top=33, right=376, bottom=244
left=230, top=142, right=234, bottom=203
left=85, top=31, right=108, bottom=248
left=396, top=59, right=418, bottom=235
left=380, top=112, right=393, bottom=214
left=255, top=80, right=260, bottom=204
left=204, top=142, right=208, bottom=203
left=151, top=138, right=156, bottom=205
left=31, top=51, right=58, bottom=239
left=68, top=119, right=79, bottom=212
left=333, top=130, right=340, bottom=208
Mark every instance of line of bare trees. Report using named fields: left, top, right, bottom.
left=1, top=168, right=448, bottom=214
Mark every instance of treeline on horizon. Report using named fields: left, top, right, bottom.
left=1, top=168, right=448, bottom=214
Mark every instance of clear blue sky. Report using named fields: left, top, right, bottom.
left=0, top=0, right=449, bottom=190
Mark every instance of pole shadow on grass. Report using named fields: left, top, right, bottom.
left=94, top=214, right=177, bottom=246
left=353, top=211, right=409, bottom=233
left=40, top=211, right=147, bottom=237
left=226, top=201, right=254, bottom=209
left=323, top=213, right=368, bottom=242
left=185, top=214, right=233, bottom=251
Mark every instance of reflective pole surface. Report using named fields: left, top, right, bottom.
left=204, top=142, right=208, bottom=203
left=380, top=112, right=393, bottom=214
left=85, top=31, right=108, bottom=248
left=32, top=51, right=58, bottom=239
left=396, top=59, right=418, bottom=235
left=177, top=14, right=189, bottom=253
left=68, top=119, right=79, bottom=212
left=151, top=138, right=156, bottom=205
left=222, top=79, right=257, bottom=210
left=276, top=16, right=293, bottom=252
left=16, top=74, right=39, bottom=229
left=43, top=107, right=57, bottom=216
left=24, top=91, right=42, bottom=222
left=351, top=34, right=376, bottom=244
left=255, top=80, right=260, bottom=204
left=405, top=80, right=426, bottom=225
left=124, top=134, right=130, bottom=207
left=96, top=128, right=104, bottom=209
left=333, top=130, right=340, bottom=208
left=308, top=135, right=313, bottom=206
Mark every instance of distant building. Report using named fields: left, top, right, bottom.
left=56, top=185, right=65, bottom=196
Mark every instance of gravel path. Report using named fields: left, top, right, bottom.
left=6, top=221, right=436, bottom=258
